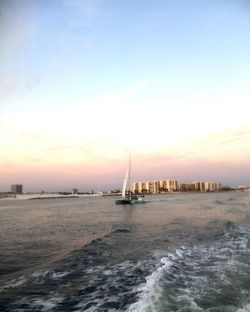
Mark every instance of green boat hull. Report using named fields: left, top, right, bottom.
left=130, top=199, right=145, bottom=204
left=115, top=199, right=131, bottom=204
left=115, top=198, right=145, bottom=205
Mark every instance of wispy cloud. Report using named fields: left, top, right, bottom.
left=29, top=158, right=43, bottom=163
left=194, top=124, right=250, bottom=151
left=47, top=145, right=72, bottom=152
left=97, top=80, right=152, bottom=104
left=163, top=123, right=250, bottom=166
left=0, top=77, right=38, bottom=103
left=0, top=79, right=19, bottom=101
left=126, top=124, right=250, bottom=180
left=20, top=131, right=45, bottom=140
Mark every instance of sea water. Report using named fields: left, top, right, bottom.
left=0, top=192, right=250, bottom=311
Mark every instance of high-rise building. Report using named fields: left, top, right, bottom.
left=11, top=184, right=23, bottom=194
left=133, top=179, right=221, bottom=193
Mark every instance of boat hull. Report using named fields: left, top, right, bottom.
left=115, top=197, right=145, bottom=205
left=130, top=198, right=145, bottom=204
left=115, top=199, right=132, bottom=204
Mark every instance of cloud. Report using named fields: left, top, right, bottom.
left=0, top=79, right=19, bottom=100
left=97, top=80, right=152, bottom=104
left=122, top=150, right=250, bottom=187
left=29, top=158, right=43, bottom=163
left=192, top=124, right=250, bottom=152
left=0, top=77, right=38, bottom=103
left=19, top=128, right=49, bottom=139
left=47, top=145, right=72, bottom=152
left=121, top=124, right=250, bottom=182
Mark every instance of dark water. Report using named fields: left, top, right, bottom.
left=0, top=192, right=250, bottom=311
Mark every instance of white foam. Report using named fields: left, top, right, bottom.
left=176, top=293, right=203, bottom=311
left=31, top=269, right=69, bottom=280
left=237, top=304, right=250, bottom=312
left=75, top=298, right=104, bottom=311
left=102, top=269, right=113, bottom=276
left=85, top=265, right=105, bottom=274
left=0, top=276, right=27, bottom=292
left=32, top=297, right=64, bottom=312
left=115, top=260, right=134, bottom=269
left=51, top=271, right=69, bottom=279
left=32, top=270, right=50, bottom=278
left=128, top=230, right=250, bottom=312
left=33, top=299, right=57, bottom=311
left=128, top=257, right=173, bottom=312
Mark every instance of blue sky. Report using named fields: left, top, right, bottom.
left=0, top=0, right=250, bottom=191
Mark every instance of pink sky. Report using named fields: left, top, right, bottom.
left=1, top=1, right=250, bottom=192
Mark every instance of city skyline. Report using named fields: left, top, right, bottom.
left=1, top=0, right=250, bottom=192
left=0, top=177, right=224, bottom=194
left=0, top=175, right=237, bottom=194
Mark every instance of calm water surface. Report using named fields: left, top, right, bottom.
left=0, top=192, right=250, bottom=311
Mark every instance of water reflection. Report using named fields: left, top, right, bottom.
left=121, top=205, right=135, bottom=223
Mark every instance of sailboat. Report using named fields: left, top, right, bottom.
left=115, top=156, right=145, bottom=205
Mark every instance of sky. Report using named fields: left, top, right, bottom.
left=0, top=0, right=250, bottom=192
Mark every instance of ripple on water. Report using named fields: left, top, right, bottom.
left=1, top=225, right=250, bottom=312
left=129, top=226, right=250, bottom=312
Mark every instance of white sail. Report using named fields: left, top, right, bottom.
left=116, top=155, right=145, bottom=205
left=122, top=169, right=129, bottom=197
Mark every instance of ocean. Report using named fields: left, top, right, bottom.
left=0, top=191, right=250, bottom=311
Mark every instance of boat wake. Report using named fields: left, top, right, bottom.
left=1, top=224, right=250, bottom=312
left=129, top=225, right=250, bottom=312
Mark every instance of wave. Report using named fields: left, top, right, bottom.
left=1, top=224, right=249, bottom=312
left=128, top=225, right=250, bottom=312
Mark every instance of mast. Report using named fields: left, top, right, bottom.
left=121, top=155, right=131, bottom=199
left=128, top=154, right=131, bottom=198
left=122, top=169, right=128, bottom=198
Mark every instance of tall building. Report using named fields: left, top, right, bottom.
left=133, top=179, right=178, bottom=194
left=11, top=184, right=23, bottom=194
left=133, top=179, right=221, bottom=193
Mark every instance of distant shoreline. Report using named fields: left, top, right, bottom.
left=0, top=189, right=241, bottom=200
left=28, top=195, right=79, bottom=200
left=0, top=193, right=101, bottom=200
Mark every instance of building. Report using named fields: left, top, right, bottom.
left=236, top=185, right=250, bottom=190
left=204, top=182, right=219, bottom=192
left=179, top=183, right=192, bottom=192
left=148, top=181, right=158, bottom=193
left=166, top=180, right=178, bottom=192
left=190, top=181, right=221, bottom=192
left=132, top=179, right=221, bottom=193
left=132, top=179, right=178, bottom=194
left=11, top=184, right=23, bottom=194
